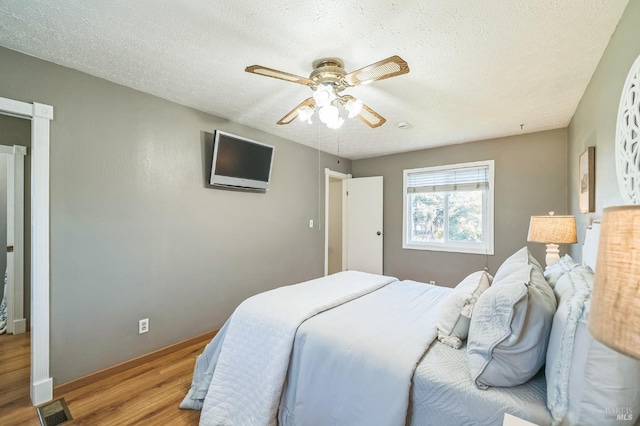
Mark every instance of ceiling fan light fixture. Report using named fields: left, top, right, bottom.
left=313, top=83, right=336, bottom=107
left=328, top=117, right=345, bottom=129
left=318, top=104, right=340, bottom=125
left=345, top=98, right=363, bottom=118
left=297, top=105, right=314, bottom=123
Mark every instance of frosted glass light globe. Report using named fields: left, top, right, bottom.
left=319, top=104, right=339, bottom=125
left=297, top=105, right=314, bottom=123
left=313, top=84, right=336, bottom=107
left=345, top=99, right=363, bottom=118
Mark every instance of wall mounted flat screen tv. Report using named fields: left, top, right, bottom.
left=210, top=130, right=275, bottom=191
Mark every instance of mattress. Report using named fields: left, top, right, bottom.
left=410, top=340, right=552, bottom=426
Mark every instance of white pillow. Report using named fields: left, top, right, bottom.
left=468, top=247, right=556, bottom=388
left=543, top=254, right=578, bottom=288
left=492, top=246, right=543, bottom=283
left=437, top=271, right=492, bottom=349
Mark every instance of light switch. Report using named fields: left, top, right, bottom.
left=309, top=219, right=314, bottom=228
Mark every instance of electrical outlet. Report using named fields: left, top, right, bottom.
left=138, top=318, right=149, bottom=334
left=429, top=280, right=436, bottom=285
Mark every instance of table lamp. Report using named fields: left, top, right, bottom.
left=527, top=211, right=578, bottom=268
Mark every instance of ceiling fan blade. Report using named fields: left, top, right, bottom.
left=341, top=95, right=386, bottom=128
left=357, top=103, right=386, bottom=128
left=245, top=65, right=313, bottom=86
left=277, top=98, right=315, bottom=125
left=343, top=55, right=410, bottom=86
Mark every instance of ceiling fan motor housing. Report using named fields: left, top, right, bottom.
left=309, top=58, right=348, bottom=92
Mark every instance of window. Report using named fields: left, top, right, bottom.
left=403, top=160, right=494, bottom=254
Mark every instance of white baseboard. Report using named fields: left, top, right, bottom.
left=13, top=318, right=26, bottom=334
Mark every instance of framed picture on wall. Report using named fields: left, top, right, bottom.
left=579, top=147, right=595, bottom=213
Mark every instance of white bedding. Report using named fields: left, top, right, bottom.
left=186, top=271, right=555, bottom=426
left=410, top=341, right=551, bottom=426
left=278, top=280, right=451, bottom=426
left=199, top=271, right=397, bottom=426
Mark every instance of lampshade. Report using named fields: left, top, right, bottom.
left=588, top=205, right=640, bottom=359
left=527, top=213, right=578, bottom=244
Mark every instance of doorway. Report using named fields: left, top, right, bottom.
left=324, top=169, right=350, bottom=275
left=0, top=96, right=53, bottom=405
left=324, top=170, right=384, bottom=275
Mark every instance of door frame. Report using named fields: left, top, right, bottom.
left=0, top=144, right=27, bottom=335
left=324, top=168, right=351, bottom=276
left=0, top=96, right=53, bottom=405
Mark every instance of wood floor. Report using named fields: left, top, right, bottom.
left=0, top=332, right=208, bottom=425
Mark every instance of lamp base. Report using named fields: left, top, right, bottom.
left=544, top=243, right=560, bottom=269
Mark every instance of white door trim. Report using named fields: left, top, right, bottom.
left=0, top=96, right=53, bottom=405
left=324, top=168, right=351, bottom=276
left=1, top=144, right=27, bottom=335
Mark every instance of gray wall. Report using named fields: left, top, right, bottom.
left=0, top=115, right=31, bottom=320
left=568, top=0, right=640, bottom=260
left=353, top=129, right=568, bottom=286
left=0, top=46, right=351, bottom=384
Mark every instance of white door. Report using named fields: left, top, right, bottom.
left=346, top=176, right=383, bottom=274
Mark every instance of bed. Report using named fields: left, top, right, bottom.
left=182, top=224, right=640, bottom=426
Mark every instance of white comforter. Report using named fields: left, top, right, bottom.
left=199, top=271, right=398, bottom=426
left=278, top=280, right=451, bottom=426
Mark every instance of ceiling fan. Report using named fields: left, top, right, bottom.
left=245, top=55, right=410, bottom=129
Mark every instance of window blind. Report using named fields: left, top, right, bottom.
left=407, top=165, right=489, bottom=193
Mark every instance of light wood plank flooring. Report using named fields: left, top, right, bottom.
left=0, top=332, right=207, bottom=425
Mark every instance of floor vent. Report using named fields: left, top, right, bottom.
left=36, top=398, right=73, bottom=426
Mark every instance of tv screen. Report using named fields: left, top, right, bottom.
left=210, top=131, right=275, bottom=191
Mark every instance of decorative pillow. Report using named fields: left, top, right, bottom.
left=492, top=246, right=544, bottom=283
left=437, top=271, right=492, bottom=349
left=546, top=265, right=640, bottom=426
left=543, top=254, right=578, bottom=288
left=467, top=247, right=556, bottom=389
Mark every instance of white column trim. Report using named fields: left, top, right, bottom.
left=31, top=106, right=52, bottom=405
left=32, top=378, right=54, bottom=406
left=0, top=96, right=52, bottom=405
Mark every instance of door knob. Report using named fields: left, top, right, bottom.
left=376, top=231, right=382, bottom=236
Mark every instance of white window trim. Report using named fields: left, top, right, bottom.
left=402, top=160, right=494, bottom=255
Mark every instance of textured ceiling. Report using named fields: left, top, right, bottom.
left=0, top=0, right=629, bottom=159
